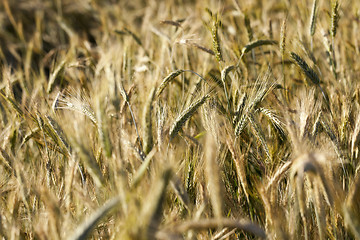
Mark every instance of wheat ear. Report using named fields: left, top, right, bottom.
left=169, top=94, right=209, bottom=140
left=211, top=14, right=223, bottom=62
left=156, top=70, right=185, bottom=97
left=142, top=87, right=156, bottom=154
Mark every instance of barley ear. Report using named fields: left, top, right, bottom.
left=211, top=15, right=223, bottom=62
left=169, top=94, right=209, bottom=140
left=234, top=113, right=248, bottom=137
left=156, top=70, right=185, bottom=97
left=45, top=115, right=71, bottom=156
left=259, top=107, right=286, bottom=140
left=330, top=0, right=340, bottom=38
left=290, top=52, right=320, bottom=85
left=156, top=102, right=166, bottom=151
left=242, top=40, right=277, bottom=55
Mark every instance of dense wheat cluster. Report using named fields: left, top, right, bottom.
left=0, top=0, right=360, bottom=239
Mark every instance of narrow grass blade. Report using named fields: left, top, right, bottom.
left=131, top=148, right=157, bottom=188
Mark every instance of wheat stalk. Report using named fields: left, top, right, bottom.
left=47, top=59, right=67, bottom=93
left=205, top=134, right=223, bottom=219
left=53, top=90, right=98, bottom=125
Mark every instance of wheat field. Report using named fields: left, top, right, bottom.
left=0, top=0, right=360, bottom=239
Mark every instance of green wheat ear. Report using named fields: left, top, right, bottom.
left=290, top=52, right=320, bottom=85
left=331, top=0, right=340, bottom=38
left=211, top=13, right=223, bottom=62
